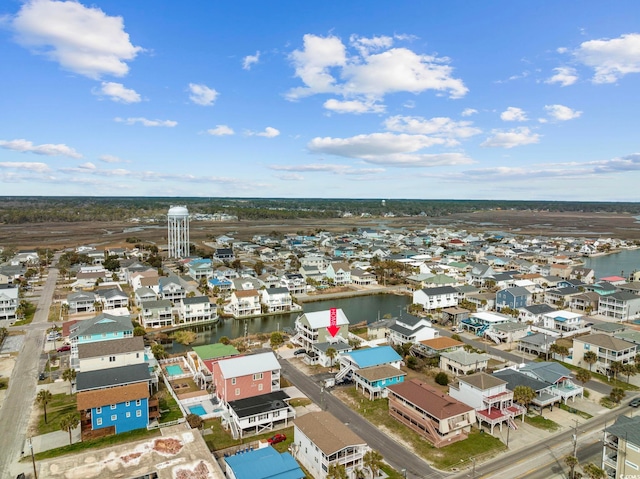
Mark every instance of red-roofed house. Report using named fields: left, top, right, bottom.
left=387, top=379, right=475, bottom=447
left=599, top=276, right=627, bottom=286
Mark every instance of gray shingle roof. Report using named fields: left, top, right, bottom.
left=77, top=336, right=144, bottom=359
left=75, top=363, right=150, bottom=391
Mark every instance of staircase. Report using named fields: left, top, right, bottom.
left=508, top=418, right=518, bottom=430
left=485, top=329, right=502, bottom=344
left=335, top=359, right=357, bottom=382
left=477, top=324, right=489, bottom=337
left=290, top=333, right=303, bottom=346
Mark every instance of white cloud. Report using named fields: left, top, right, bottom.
left=242, top=51, right=260, bottom=70
left=95, top=81, right=141, bottom=103
left=500, top=107, right=528, bottom=122
left=384, top=115, right=481, bottom=142
left=323, top=99, right=385, bottom=114
left=286, top=34, right=467, bottom=104
left=307, top=132, right=473, bottom=167
left=0, top=161, right=51, bottom=173
left=99, top=154, right=127, bottom=164
left=0, top=138, right=82, bottom=158
left=276, top=173, right=304, bottom=181
left=188, top=83, right=218, bottom=106
left=544, top=104, right=582, bottom=121
left=545, top=67, right=578, bottom=87
left=207, top=125, right=235, bottom=136
left=246, top=127, right=280, bottom=138
left=12, top=0, right=142, bottom=79
left=78, top=162, right=96, bottom=170
left=574, top=33, right=640, bottom=83
left=114, top=117, right=177, bottom=127
left=461, top=108, right=477, bottom=117
left=481, top=127, right=540, bottom=149
left=269, top=163, right=385, bottom=175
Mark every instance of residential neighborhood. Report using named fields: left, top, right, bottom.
left=1, top=215, right=640, bottom=479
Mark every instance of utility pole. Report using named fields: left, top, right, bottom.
left=572, top=418, right=579, bottom=457
left=30, top=437, right=38, bottom=479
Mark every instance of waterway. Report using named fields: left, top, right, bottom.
left=168, top=293, right=410, bottom=352
left=582, top=248, right=640, bottom=279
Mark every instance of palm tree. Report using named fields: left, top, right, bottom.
left=59, top=413, right=79, bottom=445
left=37, top=389, right=53, bottom=424
left=513, top=385, right=536, bottom=413
left=564, top=455, right=579, bottom=479
left=620, top=363, right=637, bottom=383
left=609, top=387, right=625, bottom=404
left=62, top=368, right=76, bottom=394
left=609, top=361, right=623, bottom=381
left=583, top=351, right=597, bottom=371
left=363, top=450, right=383, bottom=479
left=327, top=464, right=348, bottom=479
left=582, top=462, right=606, bottom=479
left=326, top=348, right=337, bottom=372
left=575, top=369, right=591, bottom=386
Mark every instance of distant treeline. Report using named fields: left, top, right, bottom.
left=0, top=196, right=639, bottom=224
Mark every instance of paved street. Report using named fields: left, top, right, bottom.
left=279, top=359, right=444, bottom=479
left=0, top=264, right=59, bottom=478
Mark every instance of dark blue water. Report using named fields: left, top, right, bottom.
left=168, top=294, right=410, bottom=352
left=582, top=248, right=640, bottom=279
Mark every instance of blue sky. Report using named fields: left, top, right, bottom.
left=1, top=1, right=639, bottom=200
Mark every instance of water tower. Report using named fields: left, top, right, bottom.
left=167, top=205, right=190, bottom=258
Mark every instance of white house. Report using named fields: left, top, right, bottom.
left=413, top=286, right=459, bottom=311
left=388, top=314, right=437, bottom=346
left=325, top=262, right=352, bottom=285
left=261, top=287, right=294, bottom=313
left=180, top=296, right=216, bottom=324
left=228, top=290, right=261, bottom=317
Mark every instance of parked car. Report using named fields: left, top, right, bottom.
left=57, top=344, right=71, bottom=352
left=46, top=332, right=61, bottom=342
left=629, top=398, right=640, bottom=408
left=38, top=372, right=45, bottom=381
left=293, top=349, right=306, bottom=356
left=267, top=433, right=286, bottom=445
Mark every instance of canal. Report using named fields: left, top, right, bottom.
left=168, top=293, right=410, bottom=352
left=582, top=248, right=640, bottom=279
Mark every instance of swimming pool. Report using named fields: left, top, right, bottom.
left=189, top=405, right=207, bottom=416
left=166, top=364, right=184, bottom=376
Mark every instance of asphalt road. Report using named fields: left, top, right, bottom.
left=280, top=359, right=445, bottom=479
left=0, top=264, right=59, bottom=477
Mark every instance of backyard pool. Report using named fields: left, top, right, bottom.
left=166, top=364, right=185, bottom=376
left=189, top=405, right=207, bottom=416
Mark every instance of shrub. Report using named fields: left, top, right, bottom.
left=435, top=372, right=449, bottom=386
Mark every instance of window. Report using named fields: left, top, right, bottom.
left=96, top=407, right=102, bottom=414
left=625, top=460, right=639, bottom=470
left=629, top=443, right=640, bottom=453
left=253, top=373, right=263, bottom=381
left=110, top=404, right=116, bottom=410
left=109, top=356, right=116, bottom=362
left=126, top=401, right=130, bottom=407
left=235, top=388, right=240, bottom=396
left=136, top=399, right=141, bottom=406
left=96, top=418, right=102, bottom=426
left=273, top=410, right=280, bottom=418
left=136, top=410, right=142, bottom=417
left=258, top=384, right=263, bottom=391
left=258, top=414, right=268, bottom=420
left=111, top=414, right=117, bottom=421
left=248, top=417, right=255, bottom=423
left=231, top=378, right=236, bottom=385
left=126, top=412, right=131, bottom=418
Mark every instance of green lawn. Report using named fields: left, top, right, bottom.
left=289, top=398, right=312, bottom=407
left=32, top=427, right=159, bottom=460
left=202, top=420, right=294, bottom=452
left=158, top=394, right=183, bottom=423
left=552, top=360, right=639, bottom=391
left=36, top=393, right=78, bottom=435
left=338, top=388, right=506, bottom=470
left=558, top=403, right=593, bottom=419
left=524, top=414, right=560, bottom=432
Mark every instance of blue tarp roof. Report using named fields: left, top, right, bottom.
left=225, top=446, right=304, bottom=479
left=344, top=345, right=402, bottom=368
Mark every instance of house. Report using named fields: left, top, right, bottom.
left=517, top=332, right=556, bottom=357
left=350, top=269, right=377, bottom=286
left=414, top=336, right=464, bottom=357
left=366, top=317, right=395, bottom=341
left=598, top=291, right=640, bottom=321
left=307, top=341, right=354, bottom=368
left=77, top=336, right=146, bottom=373
left=158, top=275, right=186, bottom=304
left=493, top=368, right=563, bottom=412
left=449, top=372, right=525, bottom=435
left=519, top=362, right=583, bottom=403
left=66, top=291, right=98, bottom=315
left=294, top=411, right=369, bottom=479
left=387, top=379, right=476, bottom=448
left=569, top=292, right=601, bottom=313
left=226, top=390, right=295, bottom=439
left=495, top=287, right=531, bottom=312
left=134, top=287, right=157, bottom=306
left=139, top=299, right=174, bottom=329
left=189, top=343, right=240, bottom=388
left=602, top=415, right=640, bottom=479
left=440, top=306, right=469, bottom=327
left=485, top=322, right=529, bottom=345
left=180, top=296, right=216, bottom=324
left=335, top=346, right=402, bottom=387
left=214, top=248, right=235, bottom=261
left=229, top=290, right=261, bottom=317
left=353, top=365, right=407, bottom=400
left=539, top=310, right=585, bottom=334
left=281, top=273, right=306, bottom=295
left=461, top=311, right=513, bottom=337
left=517, top=303, right=557, bottom=323
left=186, top=258, right=214, bottom=280
left=0, top=285, right=19, bottom=322
left=292, top=309, right=350, bottom=350
left=260, top=287, right=294, bottom=313
left=96, top=287, right=129, bottom=310
left=466, top=263, right=497, bottom=287
left=573, top=334, right=637, bottom=376
left=388, top=314, right=437, bottom=346
left=325, top=261, right=352, bottom=285
left=413, top=286, right=460, bottom=311
left=544, top=286, right=580, bottom=308
left=213, top=352, right=281, bottom=404
left=440, top=350, right=490, bottom=376
left=69, top=313, right=134, bottom=369
left=224, top=445, right=305, bottom=479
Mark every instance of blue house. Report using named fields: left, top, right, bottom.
left=495, top=286, right=531, bottom=312
left=224, top=445, right=304, bottom=479
left=353, top=365, right=407, bottom=400
left=335, top=346, right=404, bottom=395
left=69, top=313, right=134, bottom=369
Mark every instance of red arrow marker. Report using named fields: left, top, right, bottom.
left=327, top=307, right=340, bottom=337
